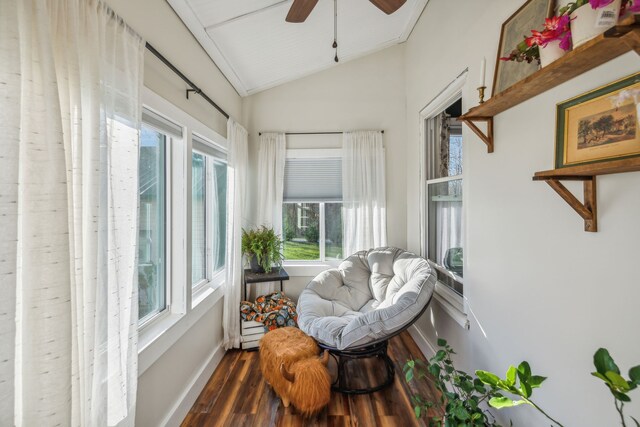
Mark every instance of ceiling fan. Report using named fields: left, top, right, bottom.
left=285, top=0, right=407, bottom=23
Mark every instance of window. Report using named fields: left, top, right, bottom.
left=192, top=134, right=227, bottom=292
left=282, top=151, right=343, bottom=262
left=138, top=107, right=182, bottom=324
left=424, top=98, right=464, bottom=295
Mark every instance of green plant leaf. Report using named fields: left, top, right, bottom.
left=489, top=396, right=528, bottom=409
left=454, top=406, right=470, bottom=421
left=591, top=372, right=610, bottom=384
left=406, top=369, right=414, bottom=383
left=414, top=405, right=421, bottom=419
left=529, top=375, right=547, bottom=388
left=612, top=390, right=631, bottom=402
left=506, top=366, right=517, bottom=386
left=517, top=361, right=531, bottom=380
left=520, top=381, right=532, bottom=398
left=476, top=370, right=500, bottom=387
left=594, top=348, right=620, bottom=376
left=605, top=371, right=631, bottom=391
left=437, top=338, right=447, bottom=347
left=434, top=350, right=447, bottom=362
left=629, top=365, right=640, bottom=383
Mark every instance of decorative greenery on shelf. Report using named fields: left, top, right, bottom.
left=241, top=226, right=284, bottom=273
left=591, top=348, right=640, bottom=426
left=404, top=339, right=562, bottom=426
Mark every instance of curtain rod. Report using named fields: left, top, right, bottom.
left=258, top=131, right=384, bottom=136
left=145, top=42, right=230, bottom=120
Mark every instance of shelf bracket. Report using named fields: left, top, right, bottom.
left=461, top=117, right=493, bottom=153
left=544, top=177, right=597, bottom=232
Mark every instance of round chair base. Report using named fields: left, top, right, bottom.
left=320, top=340, right=395, bottom=395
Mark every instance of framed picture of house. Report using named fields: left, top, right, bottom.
left=492, top=0, right=554, bottom=96
left=555, top=73, right=640, bottom=169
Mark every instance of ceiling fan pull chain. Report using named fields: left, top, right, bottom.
left=333, top=0, right=339, bottom=62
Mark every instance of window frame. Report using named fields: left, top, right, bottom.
left=137, top=87, right=228, bottom=375
left=191, top=134, right=228, bottom=297
left=137, top=112, right=174, bottom=329
left=419, top=70, right=469, bottom=329
left=282, top=148, right=343, bottom=267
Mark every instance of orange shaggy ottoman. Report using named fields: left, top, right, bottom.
left=259, top=327, right=331, bottom=416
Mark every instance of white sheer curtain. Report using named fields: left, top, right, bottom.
left=257, top=132, right=286, bottom=235
left=0, top=0, right=144, bottom=425
left=224, top=119, right=249, bottom=350
left=342, top=131, right=387, bottom=256
left=254, top=132, right=285, bottom=296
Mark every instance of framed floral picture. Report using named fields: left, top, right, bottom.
left=555, top=73, right=640, bottom=169
left=492, top=0, right=555, bottom=96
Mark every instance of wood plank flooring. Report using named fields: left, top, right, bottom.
left=181, top=331, right=442, bottom=427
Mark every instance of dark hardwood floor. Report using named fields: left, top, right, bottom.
left=181, top=331, right=442, bottom=427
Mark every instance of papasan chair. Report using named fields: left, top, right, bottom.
left=297, top=247, right=435, bottom=394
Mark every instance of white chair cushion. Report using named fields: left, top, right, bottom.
left=297, top=247, right=435, bottom=350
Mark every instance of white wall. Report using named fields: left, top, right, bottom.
left=405, top=0, right=640, bottom=425
left=102, top=1, right=242, bottom=425
left=242, top=44, right=408, bottom=289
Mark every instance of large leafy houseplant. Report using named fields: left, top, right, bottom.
left=241, top=226, right=283, bottom=273
left=404, top=339, right=502, bottom=426
left=591, top=348, right=640, bottom=426
left=405, top=339, right=562, bottom=426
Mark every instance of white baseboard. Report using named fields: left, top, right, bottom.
left=161, top=342, right=226, bottom=427
left=408, top=325, right=437, bottom=359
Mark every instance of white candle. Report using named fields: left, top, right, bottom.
left=479, top=57, right=486, bottom=87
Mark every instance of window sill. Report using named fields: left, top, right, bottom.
left=283, top=261, right=340, bottom=277
left=138, top=284, right=224, bottom=376
left=433, top=281, right=469, bottom=329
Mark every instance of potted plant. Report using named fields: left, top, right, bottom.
left=500, top=16, right=572, bottom=67
left=559, top=0, right=639, bottom=48
left=241, top=226, right=284, bottom=274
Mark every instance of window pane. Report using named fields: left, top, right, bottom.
left=325, top=203, right=343, bottom=259
left=192, top=152, right=206, bottom=284
left=283, top=203, right=320, bottom=261
left=139, top=126, right=166, bottom=321
left=212, top=159, right=227, bottom=272
left=427, top=179, right=463, bottom=279
left=428, top=114, right=463, bottom=180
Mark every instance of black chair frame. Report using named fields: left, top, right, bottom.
left=317, top=295, right=433, bottom=395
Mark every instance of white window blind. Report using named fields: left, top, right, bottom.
left=284, top=157, right=342, bottom=202
left=142, top=107, right=183, bottom=138
left=193, top=133, right=227, bottom=160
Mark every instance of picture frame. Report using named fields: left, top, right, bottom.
left=492, top=0, right=555, bottom=96
left=555, top=73, right=640, bottom=169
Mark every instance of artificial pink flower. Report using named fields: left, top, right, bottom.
left=589, top=0, right=615, bottom=9
left=559, top=32, right=573, bottom=51
left=628, top=0, right=640, bottom=12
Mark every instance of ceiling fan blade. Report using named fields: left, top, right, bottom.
left=369, top=0, right=407, bottom=14
left=286, top=0, right=319, bottom=23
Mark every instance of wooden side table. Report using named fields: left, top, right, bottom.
left=241, top=268, right=290, bottom=350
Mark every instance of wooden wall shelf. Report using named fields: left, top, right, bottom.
left=532, top=158, right=640, bottom=232
left=460, top=19, right=640, bottom=153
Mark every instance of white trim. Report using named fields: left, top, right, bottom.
left=285, top=148, right=342, bottom=159
left=418, top=71, right=468, bottom=327
left=166, top=0, right=248, bottom=96
left=166, top=0, right=429, bottom=96
left=408, top=325, right=437, bottom=359
left=138, top=286, right=224, bottom=375
left=433, top=284, right=469, bottom=330
left=282, top=262, right=339, bottom=277
left=159, top=341, right=226, bottom=427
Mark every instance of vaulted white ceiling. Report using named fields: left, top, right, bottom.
left=167, top=0, right=428, bottom=96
